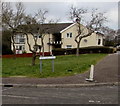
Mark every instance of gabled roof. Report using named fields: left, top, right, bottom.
left=18, top=23, right=73, bottom=34
left=43, top=23, right=73, bottom=34
left=60, top=23, right=76, bottom=33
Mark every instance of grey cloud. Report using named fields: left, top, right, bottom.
left=12, top=2, right=118, bottom=29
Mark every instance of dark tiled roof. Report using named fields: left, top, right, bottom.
left=18, top=23, right=73, bottom=34
left=96, top=32, right=104, bottom=36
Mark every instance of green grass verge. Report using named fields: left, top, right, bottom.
left=2, top=54, right=107, bottom=78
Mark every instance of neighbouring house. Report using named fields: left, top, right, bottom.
left=11, top=23, right=104, bottom=54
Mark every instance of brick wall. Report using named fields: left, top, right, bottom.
left=2, top=52, right=50, bottom=58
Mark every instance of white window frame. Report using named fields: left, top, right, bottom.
left=70, top=33, right=72, bottom=38
left=66, top=33, right=69, bottom=38
left=14, top=34, right=25, bottom=44
left=66, top=45, right=72, bottom=48
left=66, top=33, right=72, bottom=38
left=19, top=38, right=25, bottom=44
left=15, top=45, right=25, bottom=51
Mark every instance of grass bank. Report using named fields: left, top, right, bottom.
left=2, top=54, right=107, bottom=78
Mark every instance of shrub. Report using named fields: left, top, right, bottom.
left=52, top=48, right=66, bottom=55
left=2, top=45, right=13, bottom=55
left=22, top=50, right=27, bottom=54
left=79, top=46, right=114, bottom=54
left=52, top=46, right=114, bottom=55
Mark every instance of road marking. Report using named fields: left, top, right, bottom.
left=89, top=100, right=101, bottom=103
left=2, top=94, right=37, bottom=99
left=89, top=100, right=95, bottom=103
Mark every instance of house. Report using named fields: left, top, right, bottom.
left=11, top=23, right=104, bottom=54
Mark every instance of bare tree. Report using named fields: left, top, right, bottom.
left=34, top=9, right=59, bottom=56
left=35, top=9, right=48, bottom=56
left=101, top=26, right=116, bottom=40
left=2, top=2, right=25, bottom=58
left=69, top=6, right=107, bottom=56
left=18, top=14, right=41, bottom=66
left=21, top=9, right=57, bottom=65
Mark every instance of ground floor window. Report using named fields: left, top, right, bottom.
left=15, top=45, right=25, bottom=50
left=98, top=39, right=101, bottom=45
left=66, top=45, right=72, bottom=48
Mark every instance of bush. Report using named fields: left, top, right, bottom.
left=52, top=48, right=66, bottom=55
left=79, top=46, right=114, bottom=54
left=22, top=50, right=27, bottom=54
left=52, top=46, right=114, bottom=55
left=2, top=45, right=13, bottom=55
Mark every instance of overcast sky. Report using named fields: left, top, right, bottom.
left=11, top=1, right=118, bottom=30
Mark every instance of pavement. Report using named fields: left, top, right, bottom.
left=2, top=53, right=119, bottom=88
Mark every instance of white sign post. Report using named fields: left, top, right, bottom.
left=39, top=56, right=56, bottom=72
left=86, top=65, right=94, bottom=82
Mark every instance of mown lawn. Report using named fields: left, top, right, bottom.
left=2, top=54, right=107, bottom=78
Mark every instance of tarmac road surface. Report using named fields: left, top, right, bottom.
left=2, top=85, right=118, bottom=104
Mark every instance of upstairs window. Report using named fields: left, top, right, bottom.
left=14, top=35, right=25, bottom=44
left=67, top=33, right=69, bottom=38
left=34, top=34, right=41, bottom=38
left=70, top=33, right=72, bottom=38
left=66, top=33, right=72, bottom=38
left=19, top=38, right=25, bottom=43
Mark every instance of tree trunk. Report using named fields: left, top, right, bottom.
left=32, top=52, right=36, bottom=66
left=42, top=44, right=44, bottom=56
left=41, top=38, right=44, bottom=56
left=13, top=44, right=16, bottom=59
left=11, top=35, right=16, bottom=59
left=76, top=42, right=80, bottom=56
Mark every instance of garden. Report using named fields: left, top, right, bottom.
left=2, top=54, right=107, bottom=78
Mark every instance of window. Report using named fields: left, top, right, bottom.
left=98, top=39, right=101, bottom=45
left=70, top=33, right=72, bottom=38
left=19, top=38, right=25, bottom=43
left=34, top=34, right=41, bottom=38
left=16, top=46, right=19, bottom=50
left=39, top=35, right=41, bottom=38
left=14, top=34, right=25, bottom=44
left=66, top=45, right=72, bottom=48
left=19, top=46, right=22, bottom=50
left=84, top=39, right=87, bottom=42
left=16, top=45, right=25, bottom=50
left=22, top=46, right=25, bottom=50
left=66, top=33, right=72, bottom=38
left=20, top=35, right=24, bottom=38
left=67, top=33, right=69, bottom=38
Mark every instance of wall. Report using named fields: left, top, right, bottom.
left=2, top=52, right=50, bottom=58
left=61, top=23, right=103, bottom=48
left=12, top=33, right=53, bottom=53
left=61, top=24, right=78, bottom=48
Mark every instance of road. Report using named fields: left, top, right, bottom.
left=2, top=85, right=118, bottom=104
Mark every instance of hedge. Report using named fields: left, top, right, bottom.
left=2, top=45, right=13, bottom=55
left=52, top=46, right=115, bottom=56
